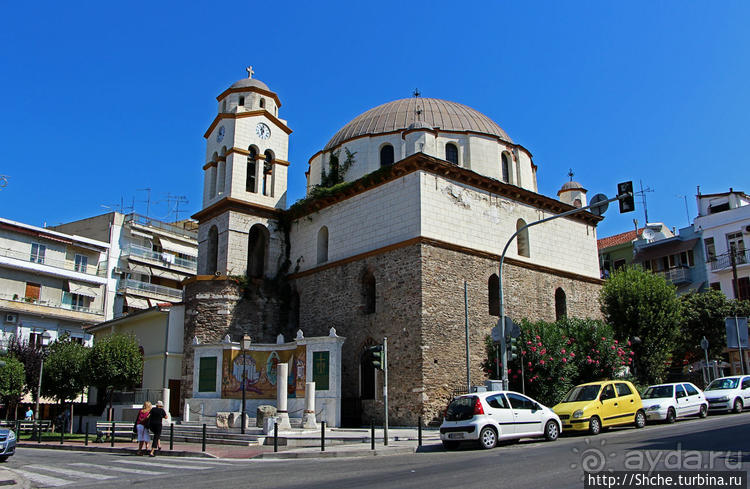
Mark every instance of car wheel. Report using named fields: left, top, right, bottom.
left=666, top=408, right=676, bottom=424
left=634, top=410, right=646, bottom=428
left=699, top=404, right=708, bottom=418
left=588, top=416, right=601, bottom=435
left=0, top=456, right=7, bottom=463
left=478, top=426, right=497, bottom=449
left=442, top=440, right=460, bottom=450
left=733, top=398, right=743, bottom=414
left=544, top=420, right=559, bottom=441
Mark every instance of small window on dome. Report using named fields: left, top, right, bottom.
left=260, top=98, right=265, bottom=109
left=222, top=100, right=227, bottom=113
left=445, top=143, right=458, bottom=165
left=239, top=96, right=245, bottom=107
left=380, top=145, right=394, bottom=167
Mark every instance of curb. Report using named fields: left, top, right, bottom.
left=16, top=443, right=217, bottom=458
left=256, top=446, right=416, bottom=459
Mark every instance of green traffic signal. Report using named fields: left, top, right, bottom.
left=366, top=345, right=384, bottom=370
left=508, top=337, right=519, bottom=361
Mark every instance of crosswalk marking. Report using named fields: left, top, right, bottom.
left=12, top=469, right=72, bottom=487
left=26, top=464, right=116, bottom=480
left=152, top=458, right=234, bottom=466
left=114, top=459, right=211, bottom=470
left=69, top=462, right=166, bottom=476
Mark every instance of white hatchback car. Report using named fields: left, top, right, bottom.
left=641, top=382, right=708, bottom=422
left=704, top=376, right=750, bottom=413
left=440, top=391, right=562, bottom=450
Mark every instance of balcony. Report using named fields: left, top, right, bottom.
left=710, top=249, right=750, bottom=272
left=0, top=293, right=105, bottom=321
left=123, top=244, right=197, bottom=273
left=118, top=278, right=183, bottom=300
left=124, top=213, right=197, bottom=240
left=657, top=267, right=692, bottom=284
left=0, top=246, right=107, bottom=278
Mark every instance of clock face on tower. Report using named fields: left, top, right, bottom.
left=216, top=125, right=225, bottom=143
left=256, top=123, right=271, bottom=140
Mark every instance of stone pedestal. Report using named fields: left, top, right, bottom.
left=276, top=363, right=292, bottom=430
left=302, top=382, right=317, bottom=429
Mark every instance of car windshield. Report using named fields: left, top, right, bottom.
left=643, top=386, right=673, bottom=399
left=562, top=385, right=601, bottom=402
left=445, top=396, right=476, bottom=421
left=707, top=378, right=739, bottom=390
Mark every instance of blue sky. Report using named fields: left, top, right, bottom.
left=1, top=1, right=748, bottom=239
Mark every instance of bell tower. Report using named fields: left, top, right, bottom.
left=193, top=68, right=292, bottom=276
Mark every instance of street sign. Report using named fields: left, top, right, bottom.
left=725, top=317, right=749, bottom=349
left=491, top=324, right=502, bottom=344
left=505, top=316, right=521, bottom=338
left=700, top=336, right=709, bottom=351
left=589, top=193, right=609, bottom=217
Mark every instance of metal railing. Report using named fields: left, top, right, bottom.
left=111, top=388, right=162, bottom=405
left=124, top=244, right=197, bottom=271
left=710, top=249, right=750, bottom=271
left=0, top=247, right=107, bottom=277
left=0, top=292, right=105, bottom=316
left=118, top=278, right=183, bottom=299
left=657, top=267, right=692, bottom=284
left=124, top=213, right=197, bottom=240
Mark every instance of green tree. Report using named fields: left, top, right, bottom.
left=600, top=266, right=681, bottom=385
left=87, top=333, right=142, bottom=408
left=677, top=290, right=732, bottom=361
left=41, top=336, right=89, bottom=403
left=7, top=336, right=44, bottom=401
left=0, top=356, right=25, bottom=420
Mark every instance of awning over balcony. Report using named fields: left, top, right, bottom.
left=150, top=267, right=184, bottom=281
left=157, top=236, right=197, bottom=257
left=67, top=280, right=99, bottom=298
left=125, top=296, right=150, bottom=310
left=130, top=229, right=154, bottom=240
left=128, top=262, right=151, bottom=275
left=633, top=238, right=699, bottom=262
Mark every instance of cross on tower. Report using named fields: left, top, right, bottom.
left=568, top=168, right=574, bottom=181
left=246, top=66, right=254, bottom=79
left=412, top=88, right=421, bottom=98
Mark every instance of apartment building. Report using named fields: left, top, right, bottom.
left=0, top=218, right=109, bottom=348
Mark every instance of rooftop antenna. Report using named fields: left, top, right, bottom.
left=636, top=180, right=654, bottom=224
left=138, top=187, right=152, bottom=217
left=102, top=196, right=134, bottom=214
left=165, top=193, right=189, bottom=221
left=676, top=194, right=690, bottom=227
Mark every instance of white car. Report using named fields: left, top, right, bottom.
left=440, top=391, right=562, bottom=450
left=704, top=376, right=750, bottom=413
left=641, top=382, right=708, bottom=422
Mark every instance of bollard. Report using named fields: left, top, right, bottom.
left=15, top=420, right=20, bottom=437
left=418, top=416, right=423, bottom=447
left=370, top=419, right=375, bottom=450
left=273, top=421, right=278, bottom=453
left=37, top=420, right=41, bottom=444
left=202, top=423, right=207, bottom=452
left=85, top=422, right=89, bottom=446
left=60, top=425, right=64, bottom=445
left=110, top=421, right=115, bottom=448
left=170, top=423, right=174, bottom=451
left=320, top=421, right=325, bottom=452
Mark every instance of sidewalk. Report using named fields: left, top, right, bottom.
left=13, top=427, right=443, bottom=460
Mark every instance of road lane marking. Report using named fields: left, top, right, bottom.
left=69, top=462, right=166, bottom=476
left=12, top=469, right=72, bottom=487
left=114, top=459, right=211, bottom=470
left=26, top=465, right=116, bottom=480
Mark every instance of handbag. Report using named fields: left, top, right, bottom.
left=132, top=420, right=138, bottom=434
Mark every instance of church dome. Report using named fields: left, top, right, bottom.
left=559, top=181, right=585, bottom=192
left=324, top=98, right=513, bottom=150
left=230, top=77, right=272, bottom=92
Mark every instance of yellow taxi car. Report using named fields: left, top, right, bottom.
left=552, top=380, right=646, bottom=435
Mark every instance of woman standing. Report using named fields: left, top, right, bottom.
left=148, top=400, right=168, bottom=457
left=135, top=401, right=151, bottom=455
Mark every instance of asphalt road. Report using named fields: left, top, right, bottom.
left=4, top=412, right=749, bottom=489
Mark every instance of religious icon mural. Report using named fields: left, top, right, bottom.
left=221, top=345, right=306, bottom=399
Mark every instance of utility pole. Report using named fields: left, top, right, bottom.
left=383, top=337, right=388, bottom=446
left=464, top=281, right=470, bottom=393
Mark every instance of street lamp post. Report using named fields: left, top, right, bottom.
left=33, top=331, right=52, bottom=438
left=240, top=334, right=252, bottom=435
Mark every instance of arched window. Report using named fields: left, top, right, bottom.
left=363, top=270, right=376, bottom=314
left=247, top=224, right=268, bottom=278
left=380, top=144, right=394, bottom=167
left=259, top=98, right=265, bottom=109
left=216, top=147, right=227, bottom=195
left=238, top=96, right=245, bottom=107
left=317, top=226, right=329, bottom=264
left=445, top=143, right=459, bottom=165
left=555, top=287, right=567, bottom=321
left=488, top=274, right=499, bottom=316
left=263, top=150, right=274, bottom=196
left=246, top=146, right=258, bottom=193
left=516, top=219, right=530, bottom=257
left=207, top=226, right=218, bottom=275
left=221, top=100, right=227, bottom=112
left=501, top=153, right=510, bottom=183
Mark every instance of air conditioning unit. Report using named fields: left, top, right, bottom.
left=744, top=224, right=750, bottom=234
left=4, top=313, right=18, bottom=324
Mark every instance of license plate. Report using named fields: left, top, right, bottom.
left=447, top=433, right=464, bottom=440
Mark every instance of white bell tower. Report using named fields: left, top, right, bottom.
left=194, top=68, right=291, bottom=276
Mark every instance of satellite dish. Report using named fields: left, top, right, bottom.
left=589, top=193, right=609, bottom=217
left=642, top=229, right=655, bottom=240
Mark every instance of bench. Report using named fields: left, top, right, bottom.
left=94, top=422, right=136, bottom=443
left=0, top=420, right=52, bottom=434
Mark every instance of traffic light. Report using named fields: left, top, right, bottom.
left=617, top=181, right=635, bottom=214
left=508, top=337, right=519, bottom=361
left=366, top=345, right=384, bottom=370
